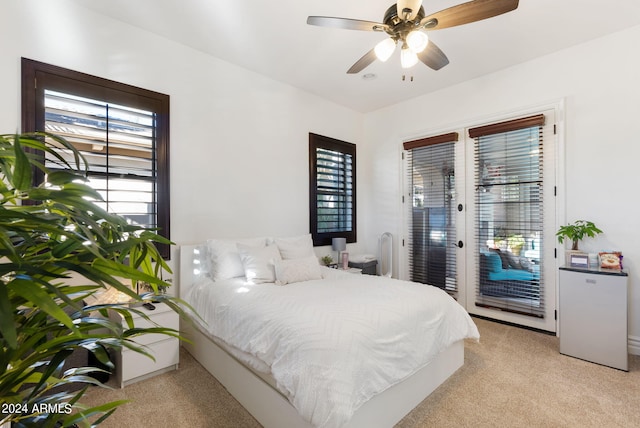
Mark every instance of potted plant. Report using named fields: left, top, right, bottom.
left=320, top=255, right=334, bottom=266
left=507, top=234, right=525, bottom=255
left=556, top=220, right=603, bottom=251
left=0, top=132, right=187, bottom=427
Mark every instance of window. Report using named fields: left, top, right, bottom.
left=309, top=133, right=356, bottom=246
left=21, top=58, right=171, bottom=259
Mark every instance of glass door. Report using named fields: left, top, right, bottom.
left=405, top=134, right=461, bottom=298
left=403, top=109, right=557, bottom=332
left=466, top=111, right=556, bottom=332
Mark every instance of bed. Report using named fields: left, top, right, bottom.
left=178, top=236, right=479, bottom=428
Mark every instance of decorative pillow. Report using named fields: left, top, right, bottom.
left=484, top=252, right=503, bottom=273
left=207, top=238, right=268, bottom=280
left=490, top=249, right=510, bottom=269
left=238, top=243, right=282, bottom=283
left=505, top=251, right=522, bottom=269
left=519, top=257, right=534, bottom=272
left=274, top=234, right=315, bottom=260
left=274, top=256, right=322, bottom=285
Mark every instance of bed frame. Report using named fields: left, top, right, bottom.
left=178, top=243, right=465, bottom=428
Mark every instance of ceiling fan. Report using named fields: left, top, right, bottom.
left=307, top=0, right=519, bottom=74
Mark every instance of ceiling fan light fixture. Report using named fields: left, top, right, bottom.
left=374, top=38, right=396, bottom=62
left=400, top=44, right=419, bottom=68
left=406, top=30, right=429, bottom=53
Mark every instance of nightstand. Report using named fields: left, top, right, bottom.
left=109, top=302, right=180, bottom=387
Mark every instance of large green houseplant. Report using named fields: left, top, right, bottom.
left=0, top=132, right=186, bottom=427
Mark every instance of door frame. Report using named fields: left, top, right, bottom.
left=399, top=100, right=565, bottom=333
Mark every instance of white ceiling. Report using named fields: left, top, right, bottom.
left=72, top=0, right=640, bottom=113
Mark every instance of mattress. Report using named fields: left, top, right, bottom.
left=185, top=267, right=479, bottom=428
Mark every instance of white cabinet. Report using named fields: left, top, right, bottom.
left=110, top=302, right=180, bottom=387
left=558, top=267, right=628, bottom=371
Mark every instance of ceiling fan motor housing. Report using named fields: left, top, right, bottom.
left=383, top=4, right=426, bottom=41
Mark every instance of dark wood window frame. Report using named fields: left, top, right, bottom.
left=21, top=58, right=171, bottom=259
left=309, top=133, right=356, bottom=247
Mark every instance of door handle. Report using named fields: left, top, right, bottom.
left=452, top=241, right=464, bottom=248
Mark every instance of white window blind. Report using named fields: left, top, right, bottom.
left=44, top=90, right=157, bottom=230
left=404, top=133, right=458, bottom=295
left=471, top=114, right=545, bottom=317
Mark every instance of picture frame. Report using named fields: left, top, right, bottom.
left=569, top=253, right=589, bottom=268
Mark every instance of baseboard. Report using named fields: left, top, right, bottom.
left=628, top=335, right=640, bottom=356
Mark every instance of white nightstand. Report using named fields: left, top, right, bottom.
left=109, top=302, right=180, bottom=387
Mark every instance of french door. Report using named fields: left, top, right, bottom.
left=404, top=109, right=557, bottom=332
left=404, top=133, right=464, bottom=300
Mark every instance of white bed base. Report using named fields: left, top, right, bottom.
left=178, top=243, right=464, bottom=428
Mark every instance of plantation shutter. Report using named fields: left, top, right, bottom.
left=309, top=133, right=356, bottom=246
left=316, top=147, right=353, bottom=233
left=470, top=114, right=546, bottom=317
left=404, top=132, right=458, bottom=295
left=43, top=89, right=158, bottom=230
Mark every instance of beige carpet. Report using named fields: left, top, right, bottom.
left=81, top=317, right=640, bottom=427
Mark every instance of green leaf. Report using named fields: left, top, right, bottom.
left=0, top=281, right=17, bottom=348
left=45, top=170, right=86, bottom=186
left=12, top=134, right=32, bottom=190
left=63, top=399, right=129, bottom=426
left=8, top=278, right=76, bottom=333
left=51, top=238, right=84, bottom=258
left=92, top=258, right=171, bottom=289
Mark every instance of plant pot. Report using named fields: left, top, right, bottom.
left=565, top=250, right=587, bottom=267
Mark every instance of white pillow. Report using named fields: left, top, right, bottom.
left=275, top=256, right=322, bottom=285
left=238, top=244, right=282, bottom=283
left=207, top=238, right=268, bottom=280
left=275, top=234, right=315, bottom=260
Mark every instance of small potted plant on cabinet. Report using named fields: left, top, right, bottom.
left=556, top=220, right=602, bottom=265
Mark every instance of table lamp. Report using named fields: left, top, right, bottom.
left=332, top=237, right=346, bottom=268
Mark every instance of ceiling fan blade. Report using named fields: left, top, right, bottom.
left=417, top=40, right=449, bottom=70
left=397, top=0, right=423, bottom=21
left=420, top=0, right=519, bottom=31
left=307, top=16, right=388, bottom=32
left=347, top=49, right=377, bottom=74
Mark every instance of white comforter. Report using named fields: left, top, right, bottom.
left=186, top=268, right=479, bottom=428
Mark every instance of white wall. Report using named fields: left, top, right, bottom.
left=362, top=24, right=640, bottom=352
left=0, top=0, right=365, bottom=271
